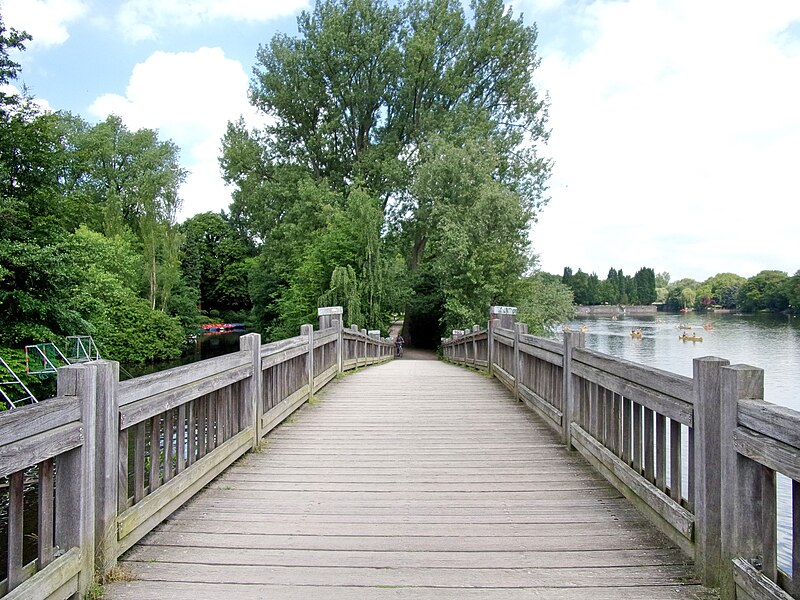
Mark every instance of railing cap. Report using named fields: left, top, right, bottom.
left=318, top=306, right=343, bottom=316
left=490, top=306, right=517, bottom=315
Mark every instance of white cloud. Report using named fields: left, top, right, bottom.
left=1, top=84, right=54, bottom=112
left=117, top=0, right=309, bottom=41
left=89, top=47, right=268, bottom=220
left=530, top=0, right=800, bottom=280
left=0, top=0, right=87, bottom=47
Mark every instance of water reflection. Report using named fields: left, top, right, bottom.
left=120, top=331, right=246, bottom=380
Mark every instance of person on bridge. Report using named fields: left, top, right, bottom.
left=395, top=334, right=404, bottom=357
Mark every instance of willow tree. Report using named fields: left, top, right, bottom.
left=221, top=0, right=551, bottom=340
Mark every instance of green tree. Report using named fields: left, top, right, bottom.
left=738, top=270, right=789, bottom=313
left=222, top=0, right=550, bottom=340
left=633, top=267, right=656, bottom=305
left=696, top=272, right=746, bottom=309
left=179, top=212, right=254, bottom=316
left=517, top=271, right=574, bottom=335
left=665, top=278, right=699, bottom=312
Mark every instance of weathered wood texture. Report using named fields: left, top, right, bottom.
left=105, top=359, right=712, bottom=600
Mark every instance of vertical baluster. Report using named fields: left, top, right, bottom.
left=38, top=458, right=55, bottom=568
left=611, top=393, right=621, bottom=456
left=643, top=407, right=655, bottom=483
left=793, top=480, right=800, bottom=596
left=622, top=397, right=632, bottom=465
left=8, top=470, right=24, bottom=590
left=187, top=399, right=196, bottom=467
left=687, top=427, right=695, bottom=511
left=762, top=466, right=777, bottom=582
left=670, top=420, right=682, bottom=503
left=134, top=422, right=145, bottom=502
left=633, top=402, right=643, bottom=475
left=177, top=404, right=186, bottom=473
left=149, top=415, right=160, bottom=493
left=208, top=392, right=218, bottom=451
left=163, top=408, right=174, bottom=483
left=656, top=413, right=666, bottom=491
left=118, top=429, right=130, bottom=512
left=198, top=395, right=208, bottom=459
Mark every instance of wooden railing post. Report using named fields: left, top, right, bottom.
left=240, top=333, right=263, bottom=445
left=487, top=319, right=495, bottom=374
left=333, top=318, right=343, bottom=372
left=693, top=356, right=731, bottom=588
left=302, top=324, right=315, bottom=399
left=562, top=330, right=585, bottom=449
left=513, top=322, right=527, bottom=401
left=318, top=306, right=343, bottom=330
left=719, top=364, right=765, bottom=600
left=472, top=325, right=480, bottom=365
left=55, top=363, right=97, bottom=599
left=93, top=360, right=119, bottom=575
left=361, top=328, right=368, bottom=367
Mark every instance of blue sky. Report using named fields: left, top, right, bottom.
left=2, top=0, right=799, bottom=282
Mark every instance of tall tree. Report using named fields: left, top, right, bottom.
left=221, top=0, right=550, bottom=340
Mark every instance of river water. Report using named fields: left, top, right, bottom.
left=560, top=310, right=800, bottom=571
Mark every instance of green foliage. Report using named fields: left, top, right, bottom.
left=0, top=19, right=196, bottom=364
left=517, top=272, right=575, bottom=335
left=737, top=270, right=789, bottom=313
left=223, top=0, right=550, bottom=342
left=560, top=265, right=656, bottom=307
left=179, top=212, right=255, bottom=316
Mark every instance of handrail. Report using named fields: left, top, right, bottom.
left=442, top=313, right=796, bottom=600
left=0, top=308, right=393, bottom=599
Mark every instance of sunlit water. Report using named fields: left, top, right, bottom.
left=559, top=311, right=800, bottom=572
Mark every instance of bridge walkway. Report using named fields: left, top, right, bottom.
left=105, top=356, right=714, bottom=599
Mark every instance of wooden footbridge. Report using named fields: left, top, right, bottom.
left=1, top=306, right=798, bottom=600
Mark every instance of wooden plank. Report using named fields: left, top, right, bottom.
left=117, top=428, right=253, bottom=553
left=570, top=424, right=694, bottom=544
left=261, top=385, right=310, bottom=435
left=119, top=364, right=252, bottom=428
left=119, top=351, right=250, bottom=406
left=261, top=343, right=310, bottom=370
left=517, top=340, right=563, bottom=367
left=0, top=423, right=83, bottom=479
left=573, top=348, right=693, bottom=403
left=0, top=396, right=80, bottom=447
left=8, top=470, right=24, bottom=590
left=518, top=383, right=561, bottom=432
left=572, top=361, right=693, bottom=426
left=38, top=458, right=55, bottom=568
left=733, top=427, right=800, bottom=482
left=738, top=398, right=800, bottom=449
left=2, top=547, right=81, bottom=600
left=732, top=557, right=793, bottom=600
left=313, top=329, right=339, bottom=348
left=313, top=364, right=338, bottom=391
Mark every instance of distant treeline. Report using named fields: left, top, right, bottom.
left=559, top=266, right=800, bottom=313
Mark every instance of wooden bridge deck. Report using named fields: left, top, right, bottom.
left=105, top=357, right=714, bottom=599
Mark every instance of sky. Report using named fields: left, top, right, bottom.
left=1, top=0, right=798, bottom=283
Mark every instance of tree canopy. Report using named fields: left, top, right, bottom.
left=221, top=0, right=554, bottom=343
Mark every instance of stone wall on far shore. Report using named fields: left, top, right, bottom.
left=575, top=304, right=658, bottom=316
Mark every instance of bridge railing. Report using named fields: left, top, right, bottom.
left=0, top=307, right=393, bottom=600
left=0, top=365, right=95, bottom=599
left=442, top=314, right=799, bottom=600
